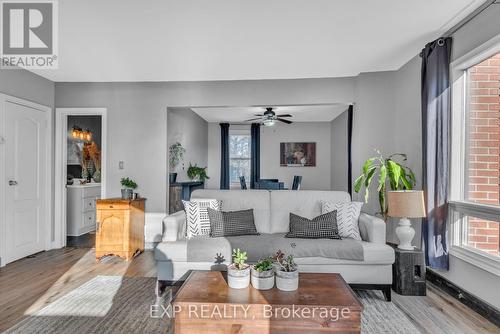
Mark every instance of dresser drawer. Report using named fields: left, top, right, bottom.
left=83, top=186, right=101, bottom=199
left=83, top=197, right=96, bottom=212
left=83, top=211, right=96, bottom=228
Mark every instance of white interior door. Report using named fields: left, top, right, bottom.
left=4, top=98, right=48, bottom=264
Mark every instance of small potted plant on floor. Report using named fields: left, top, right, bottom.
left=228, top=248, right=250, bottom=289
left=273, top=249, right=299, bottom=291
left=186, top=163, right=209, bottom=182
left=169, top=142, right=185, bottom=184
left=120, top=177, right=137, bottom=199
left=251, top=257, right=275, bottom=290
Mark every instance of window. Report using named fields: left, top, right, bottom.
left=229, top=131, right=251, bottom=188
left=450, top=40, right=500, bottom=274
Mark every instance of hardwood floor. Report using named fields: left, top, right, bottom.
left=0, top=247, right=498, bottom=333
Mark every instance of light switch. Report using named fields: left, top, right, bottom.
left=119, top=161, right=124, bottom=169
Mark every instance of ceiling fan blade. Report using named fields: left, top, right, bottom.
left=277, top=114, right=292, bottom=117
left=244, top=118, right=262, bottom=122
left=254, top=113, right=264, bottom=116
left=277, top=118, right=293, bottom=124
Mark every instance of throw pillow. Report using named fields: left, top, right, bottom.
left=207, top=208, right=259, bottom=237
left=183, top=199, right=222, bottom=238
left=321, top=201, right=363, bottom=240
left=285, top=211, right=341, bottom=239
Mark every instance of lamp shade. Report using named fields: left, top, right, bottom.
left=387, top=190, right=426, bottom=218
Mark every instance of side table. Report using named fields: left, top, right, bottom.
left=389, top=243, right=426, bottom=296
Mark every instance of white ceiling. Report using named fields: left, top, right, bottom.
left=191, top=105, right=349, bottom=123
left=32, top=0, right=486, bottom=82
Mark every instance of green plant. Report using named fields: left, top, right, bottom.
left=169, top=142, right=186, bottom=169
left=232, top=248, right=248, bottom=270
left=254, top=257, right=274, bottom=272
left=354, top=150, right=416, bottom=219
left=120, top=177, right=138, bottom=189
left=273, top=250, right=297, bottom=272
left=187, top=163, right=210, bottom=181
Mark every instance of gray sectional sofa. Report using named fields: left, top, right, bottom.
left=155, top=189, right=395, bottom=298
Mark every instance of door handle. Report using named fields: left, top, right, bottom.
left=9, top=180, right=18, bottom=186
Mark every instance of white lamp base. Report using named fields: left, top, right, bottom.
left=395, top=217, right=415, bottom=250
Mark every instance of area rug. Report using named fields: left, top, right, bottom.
left=5, top=276, right=421, bottom=334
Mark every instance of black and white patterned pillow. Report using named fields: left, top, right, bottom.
left=285, top=211, right=341, bottom=239
left=321, top=201, right=363, bottom=240
left=207, top=208, right=259, bottom=237
left=183, top=199, right=222, bottom=238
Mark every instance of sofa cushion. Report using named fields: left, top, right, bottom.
left=192, top=190, right=271, bottom=233
left=294, top=242, right=394, bottom=265
left=183, top=199, right=222, bottom=238
left=270, top=191, right=351, bottom=233
left=207, top=208, right=259, bottom=237
left=321, top=201, right=363, bottom=240
left=286, top=211, right=341, bottom=239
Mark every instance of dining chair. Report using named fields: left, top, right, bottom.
left=292, top=176, right=302, bottom=190
left=239, top=176, right=247, bottom=190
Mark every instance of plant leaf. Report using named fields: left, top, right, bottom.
left=362, top=158, right=375, bottom=174
left=377, top=164, right=387, bottom=192
left=354, top=174, right=365, bottom=193
left=386, top=160, right=402, bottom=190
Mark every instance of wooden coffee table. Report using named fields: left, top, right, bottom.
left=172, top=271, right=363, bottom=333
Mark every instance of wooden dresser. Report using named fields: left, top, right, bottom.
left=95, top=198, right=146, bottom=261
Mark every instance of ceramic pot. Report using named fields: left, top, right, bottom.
left=227, top=264, right=250, bottom=289
left=251, top=267, right=274, bottom=290
left=121, top=188, right=133, bottom=200
left=169, top=173, right=177, bottom=184
left=276, top=269, right=299, bottom=291
left=93, top=170, right=101, bottom=183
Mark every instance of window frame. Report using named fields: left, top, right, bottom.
left=449, top=33, right=500, bottom=276
left=228, top=128, right=251, bottom=189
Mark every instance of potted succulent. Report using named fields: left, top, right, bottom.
left=187, top=163, right=209, bottom=182
left=169, top=142, right=185, bottom=184
left=227, top=248, right=250, bottom=289
left=273, top=249, right=299, bottom=291
left=120, top=177, right=137, bottom=199
left=251, top=257, right=275, bottom=290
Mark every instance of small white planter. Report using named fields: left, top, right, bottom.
left=251, top=267, right=275, bottom=290
left=276, top=269, right=299, bottom=291
left=227, top=264, right=250, bottom=289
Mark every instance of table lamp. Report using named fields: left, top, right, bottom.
left=387, top=190, right=426, bottom=250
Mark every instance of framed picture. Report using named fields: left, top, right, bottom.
left=280, top=142, right=316, bottom=167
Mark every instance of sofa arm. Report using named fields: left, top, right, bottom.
left=358, top=212, right=386, bottom=244
left=162, top=211, right=186, bottom=242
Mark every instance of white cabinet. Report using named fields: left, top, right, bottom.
left=66, top=184, right=101, bottom=236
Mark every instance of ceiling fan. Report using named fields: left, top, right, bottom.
left=244, top=107, right=293, bottom=126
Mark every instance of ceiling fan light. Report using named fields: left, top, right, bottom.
left=263, top=119, right=275, bottom=126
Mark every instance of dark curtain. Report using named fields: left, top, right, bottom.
left=347, top=105, right=354, bottom=197
left=421, top=37, right=452, bottom=270
left=220, top=123, right=230, bottom=190
left=250, top=123, right=261, bottom=189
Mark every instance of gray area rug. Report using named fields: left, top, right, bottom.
left=5, top=276, right=421, bottom=334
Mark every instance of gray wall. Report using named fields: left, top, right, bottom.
left=167, top=108, right=208, bottom=182
left=0, top=69, right=54, bottom=107
left=55, top=78, right=355, bottom=212
left=330, top=110, right=349, bottom=191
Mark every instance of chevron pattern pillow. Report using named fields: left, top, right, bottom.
left=321, top=201, right=363, bottom=240
left=183, top=199, right=222, bottom=238
left=286, top=211, right=341, bottom=239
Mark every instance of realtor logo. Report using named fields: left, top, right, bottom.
left=1, top=0, right=58, bottom=69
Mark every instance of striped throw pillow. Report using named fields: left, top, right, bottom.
left=321, top=201, right=363, bottom=240
left=183, top=199, right=222, bottom=238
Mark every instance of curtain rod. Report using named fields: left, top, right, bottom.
left=442, top=0, right=498, bottom=38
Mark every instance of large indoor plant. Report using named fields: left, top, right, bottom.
left=187, top=163, right=209, bottom=182
left=273, top=249, right=298, bottom=291
left=169, top=142, right=185, bottom=184
left=228, top=248, right=250, bottom=289
left=354, top=150, right=416, bottom=220
left=251, top=257, right=275, bottom=290
left=120, top=177, right=137, bottom=199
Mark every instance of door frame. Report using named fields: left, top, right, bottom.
left=54, top=108, right=107, bottom=249
left=0, top=93, right=52, bottom=267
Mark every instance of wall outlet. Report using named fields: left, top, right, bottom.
left=119, top=161, right=124, bottom=170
